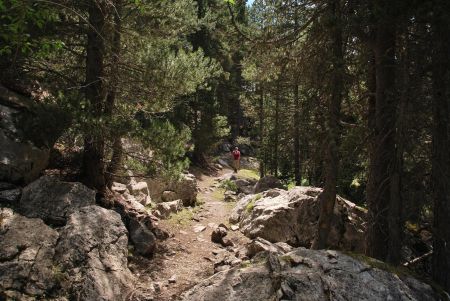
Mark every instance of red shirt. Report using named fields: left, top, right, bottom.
left=232, top=150, right=241, bottom=160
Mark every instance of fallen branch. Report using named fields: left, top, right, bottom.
left=403, top=251, right=433, bottom=267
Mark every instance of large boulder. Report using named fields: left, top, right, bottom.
left=234, top=178, right=257, bottom=195
left=1, top=194, right=153, bottom=300
left=182, top=247, right=440, bottom=301
left=253, top=175, right=284, bottom=193
left=18, top=176, right=96, bottom=226
left=54, top=206, right=138, bottom=301
left=230, top=187, right=366, bottom=252
left=0, top=84, right=65, bottom=184
left=146, top=173, right=198, bottom=206
left=154, top=199, right=182, bottom=219
left=0, top=207, right=59, bottom=299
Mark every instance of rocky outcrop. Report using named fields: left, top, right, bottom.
left=253, top=175, right=285, bottom=193
left=18, top=176, right=96, bottom=226
left=182, top=247, right=439, bottom=301
left=55, top=206, right=136, bottom=301
left=230, top=187, right=366, bottom=252
left=0, top=207, right=59, bottom=299
left=0, top=84, right=65, bottom=184
left=0, top=205, right=148, bottom=301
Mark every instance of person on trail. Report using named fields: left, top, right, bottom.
left=231, top=146, right=241, bottom=173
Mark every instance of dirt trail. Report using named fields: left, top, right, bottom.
left=130, top=168, right=251, bottom=301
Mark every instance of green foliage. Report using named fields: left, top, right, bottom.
left=245, top=193, right=261, bottom=212
left=219, top=179, right=238, bottom=192
left=137, top=118, right=192, bottom=179
left=237, top=169, right=259, bottom=180
left=213, top=115, right=231, bottom=139
left=168, top=207, right=201, bottom=225
left=0, top=0, right=61, bottom=57
left=235, top=136, right=251, bottom=145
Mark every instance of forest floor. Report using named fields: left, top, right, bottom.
left=129, top=167, right=255, bottom=301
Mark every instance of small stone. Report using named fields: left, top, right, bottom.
left=208, top=222, right=218, bottom=229
left=326, top=250, right=338, bottom=258
left=111, top=182, right=127, bottom=193
left=193, top=224, right=206, bottom=233
left=212, top=249, right=223, bottom=255
left=168, top=275, right=177, bottom=284
left=222, top=237, right=234, bottom=247
left=179, top=230, right=188, bottom=235
left=231, top=225, right=239, bottom=231
left=214, top=265, right=231, bottom=273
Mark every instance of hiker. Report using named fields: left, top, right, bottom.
left=231, top=146, right=241, bottom=173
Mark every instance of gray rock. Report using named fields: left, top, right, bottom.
left=168, top=275, right=177, bottom=284
left=230, top=225, right=239, bottom=231
left=18, top=176, right=96, bottom=226
left=217, top=159, right=230, bottom=168
left=55, top=206, right=137, bottom=300
left=170, top=173, right=198, bottom=207
left=0, top=85, right=64, bottom=184
left=128, top=219, right=156, bottom=257
left=154, top=200, right=182, bottom=219
left=128, top=181, right=150, bottom=196
left=253, top=175, right=285, bottom=193
left=111, top=182, right=128, bottom=193
left=211, top=227, right=228, bottom=244
left=193, top=224, right=207, bottom=233
left=161, top=190, right=178, bottom=202
left=224, top=190, right=237, bottom=202
left=182, top=248, right=439, bottom=301
left=0, top=208, right=59, bottom=298
left=146, top=173, right=198, bottom=206
left=0, top=187, right=21, bottom=204
left=231, top=187, right=366, bottom=252
left=245, top=237, right=293, bottom=258
left=234, top=178, right=256, bottom=195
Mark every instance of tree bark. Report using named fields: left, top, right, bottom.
left=273, top=81, right=281, bottom=177
left=293, top=83, right=302, bottom=185
left=258, top=86, right=266, bottom=178
left=431, top=0, right=450, bottom=292
left=81, top=0, right=110, bottom=191
left=311, top=0, right=343, bottom=250
left=366, top=0, right=397, bottom=261
left=105, top=0, right=123, bottom=188
left=106, top=136, right=124, bottom=187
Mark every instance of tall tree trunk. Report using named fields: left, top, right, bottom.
left=81, top=0, right=110, bottom=191
left=258, top=85, right=265, bottom=178
left=366, top=0, right=397, bottom=261
left=273, top=83, right=280, bottom=177
left=387, top=44, right=408, bottom=265
left=311, top=0, right=343, bottom=250
left=431, top=0, right=450, bottom=292
left=105, top=0, right=123, bottom=188
left=293, top=83, right=302, bottom=185
left=106, top=136, right=123, bottom=187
